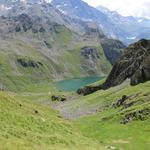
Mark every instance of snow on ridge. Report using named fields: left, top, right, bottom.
left=64, top=3, right=68, bottom=7
left=56, top=5, right=61, bottom=8
left=126, top=36, right=136, bottom=40
left=0, top=4, right=12, bottom=11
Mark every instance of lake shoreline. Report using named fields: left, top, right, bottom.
left=54, top=76, right=105, bottom=92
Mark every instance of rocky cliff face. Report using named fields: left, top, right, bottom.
left=103, top=39, right=150, bottom=89
left=101, top=38, right=126, bottom=65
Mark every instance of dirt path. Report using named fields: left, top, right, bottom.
left=51, top=94, right=101, bottom=120
left=51, top=82, right=131, bottom=120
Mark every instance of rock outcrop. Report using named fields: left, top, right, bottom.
left=17, top=57, right=43, bottom=68
left=103, top=39, right=150, bottom=89
left=112, top=95, right=128, bottom=108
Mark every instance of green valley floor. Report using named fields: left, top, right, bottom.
left=0, top=80, right=150, bottom=150
left=0, top=92, right=104, bottom=150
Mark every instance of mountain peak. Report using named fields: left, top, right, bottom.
left=51, top=0, right=150, bottom=45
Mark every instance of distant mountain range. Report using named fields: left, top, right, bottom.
left=1, top=0, right=150, bottom=45
left=96, top=5, right=150, bottom=44
left=108, top=1, right=150, bottom=19
left=51, top=0, right=150, bottom=45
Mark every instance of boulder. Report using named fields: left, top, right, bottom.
left=51, top=95, right=66, bottom=102
left=77, top=85, right=102, bottom=96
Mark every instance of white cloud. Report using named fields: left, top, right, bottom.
left=83, top=0, right=150, bottom=18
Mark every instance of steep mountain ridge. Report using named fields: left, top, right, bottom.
left=51, top=0, right=150, bottom=45
left=0, top=0, right=94, bottom=34
left=51, top=0, right=117, bottom=39
left=96, top=5, right=150, bottom=45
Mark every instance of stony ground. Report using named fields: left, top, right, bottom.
left=51, top=96, right=101, bottom=120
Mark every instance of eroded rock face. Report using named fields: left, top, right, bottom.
left=103, top=39, right=150, bottom=89
left=101, top=38, right=126, bottom=65
left=81, top=47, right=100, bottom=60
left=17, top=14, right=33, bottom=32
left=17, top=57, right=43, bottom=68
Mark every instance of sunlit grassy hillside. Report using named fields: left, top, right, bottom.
left=73, top=81, right=150, bottom=150
left=0, top=92, right=105, bottom=150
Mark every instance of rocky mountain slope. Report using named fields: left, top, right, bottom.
left=51, top=0, right=150, bottom=45
left=77, top=39, right=150, bottom=95
left=96, top=5, right=150, bottom=45
left=0, top=0, right=88, bottom=34
left=73, top=80, right=150, bottom=150
left=101, top=38, right=125, bottom=65
left=0, top=0, right=125, bottom=91
left=51, top=0, right=119, bottom=39
left=103, top=39, right=150, bottom=89
left=0, top=15, right=107, bottom=91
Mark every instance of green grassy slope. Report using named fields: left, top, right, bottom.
left=0, top=50, right=55, bottom=92
left=0, top=92, right=105, bottom=150
left=72, top=81, right=150, bottom=150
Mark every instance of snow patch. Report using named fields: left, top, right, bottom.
left=59, top=9, right=67, bottom=15
left=56, top=5, right=61, bottom=8
left=64, top=3, right=68, bottom=7
left=0, top=5, right=12, bottom=11
left=138, top=19, right=143, bottom=23
left=126, top=36, right=136, bottom=40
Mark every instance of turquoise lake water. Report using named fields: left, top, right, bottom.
left=55, top=76, right=104, bottom=92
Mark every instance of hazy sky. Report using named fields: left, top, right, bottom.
left=83, top=0, right=150, bottom=18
